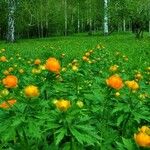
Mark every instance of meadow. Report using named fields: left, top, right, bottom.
left=0, top=33, right=150, bottom=149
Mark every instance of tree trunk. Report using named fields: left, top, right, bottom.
left=129, top=20, right=132, bottom=31
left=104, top=0, right=108, bottom=35
left=64, top=0, right=67, bottom=36
left=123, top=19, right=126, bottom=32
left=149, top=21, right=150, bottom=35
left=37, top=19, right=40, bottom=38
left=88, top=0, right=92, bottom=35
left=81, top=17, right=84, bottom=32
left=40, top=21, right=43, bottom=38
left=7, top=0, right=16, bottom=42
left=77, top=2, right=80, bottom=33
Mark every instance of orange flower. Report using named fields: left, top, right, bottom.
left=0, top=99, right=16, bottom=109
left=45, top=57, right=61, bottom=73
left=55, top=99, right=71, bottom=111
left=82, top=56, right=89, bottom=61
left=2, top=75, right=18, bottom=88
left=125, top=80, right=139, bottom=90
left=24, top=85, right=40, bottom=97
left=106, top=75, right=123, bottom=90
left=0, top=56, right=7, bottom=62
left=134, top=126, right=150, bottom=148
left=34, top=59, right=41, bottom=65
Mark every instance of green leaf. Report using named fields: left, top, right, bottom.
left=117, top=115, right=124, bottom=126
left=55, top=128, right=67, bottom=145
left=69, top=127, right=84, bottom=144
left=122, top=138, right=136, bottom=150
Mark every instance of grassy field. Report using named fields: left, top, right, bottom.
left=0, top=33, right=149, bottom=67
left=0, top=33, right=150, bottom=149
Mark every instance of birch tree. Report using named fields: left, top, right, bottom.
left=64, top=0, right=67, bottom=36
left=7, top=0, right=16, bottom=42
left=104, top=0, right=109, bottom=35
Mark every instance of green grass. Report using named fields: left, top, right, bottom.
left=0, top=33, right=150, bottom=67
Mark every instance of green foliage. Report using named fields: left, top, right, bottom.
left=0, top=34, right=149, bottom=149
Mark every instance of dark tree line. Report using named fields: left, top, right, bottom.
left=0, top=0, right=150, bottom=42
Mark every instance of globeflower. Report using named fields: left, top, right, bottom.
left=109, top=65, right=118, bottom=72
left=45, top=57, right=61, bottom=73
left=125, top=80, right=139, bottom=90
left=72, top=65, right=78, bottom=71
left=135, top=73, right=143, bottom=80
left=82, top=56, right=89, bottom=61
left=24, top=85, right=40, bottom=98
left=0, top=56, right=7, bottom=62
left=34, top=59, right=41, bottom=65
left=0, top=99, right=16, bottom=109
left=106, top=75, right=123, bottom=90
left=134, top=126, right=150, bottom=148
left=55, top=99, right=71, bottom=111
left=2, top=75, right=18, bottom=88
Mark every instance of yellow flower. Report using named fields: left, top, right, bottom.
left=115, top=92, right=120, bottom=97
left=0, top=89, right=9, bottom=97
left=139, top=126, right=150, bottom=134
left=125, top=80, right=139, bottom=90
left=61, top=67, right=66, bottom=72
left=85, top=52, right=90, bottom=57
left=38, top=65, right=46, bottom=70
left=55, top=99, right=71, bottom=111
left=32, top=68, right=41, bottom=74
left=18, top=69, right=24, bottom=74
left=109, top=65, right=118, bottom=72
left=8, top=67, right=14, bottom=72
left=3, top=70, right=10, bottom=75
left=134, top=126, right=150, bottom=148
left=72, top=65, right=78, bottom=71
left=24, top=85, right=40, bottom=98
left=135, top=73, right=143, bottom=80
left=89, top=50, right=93, bottom=53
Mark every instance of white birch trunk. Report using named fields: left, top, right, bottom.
left=104, top=0, right=108, bottom=35
left=64, top=0, right=67, bottom=36
left=89, top=0, right=92, bottom=32
left=7, top=0, right=15, bottom=42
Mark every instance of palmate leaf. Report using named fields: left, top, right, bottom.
left=75, top=124, right=100, bottom=140
left=69, top=127, right=84, bottom=145
left=69, top=125, right=100, bottom=146
left=26, top=121, right=42, bottom=139
left=117, top=115, right=125, bottom=126
left=55, top=127, right=67, bottom=145
left=122, top=138, right=136, bottom=150
left=46, top=123, right=61, bottom=130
